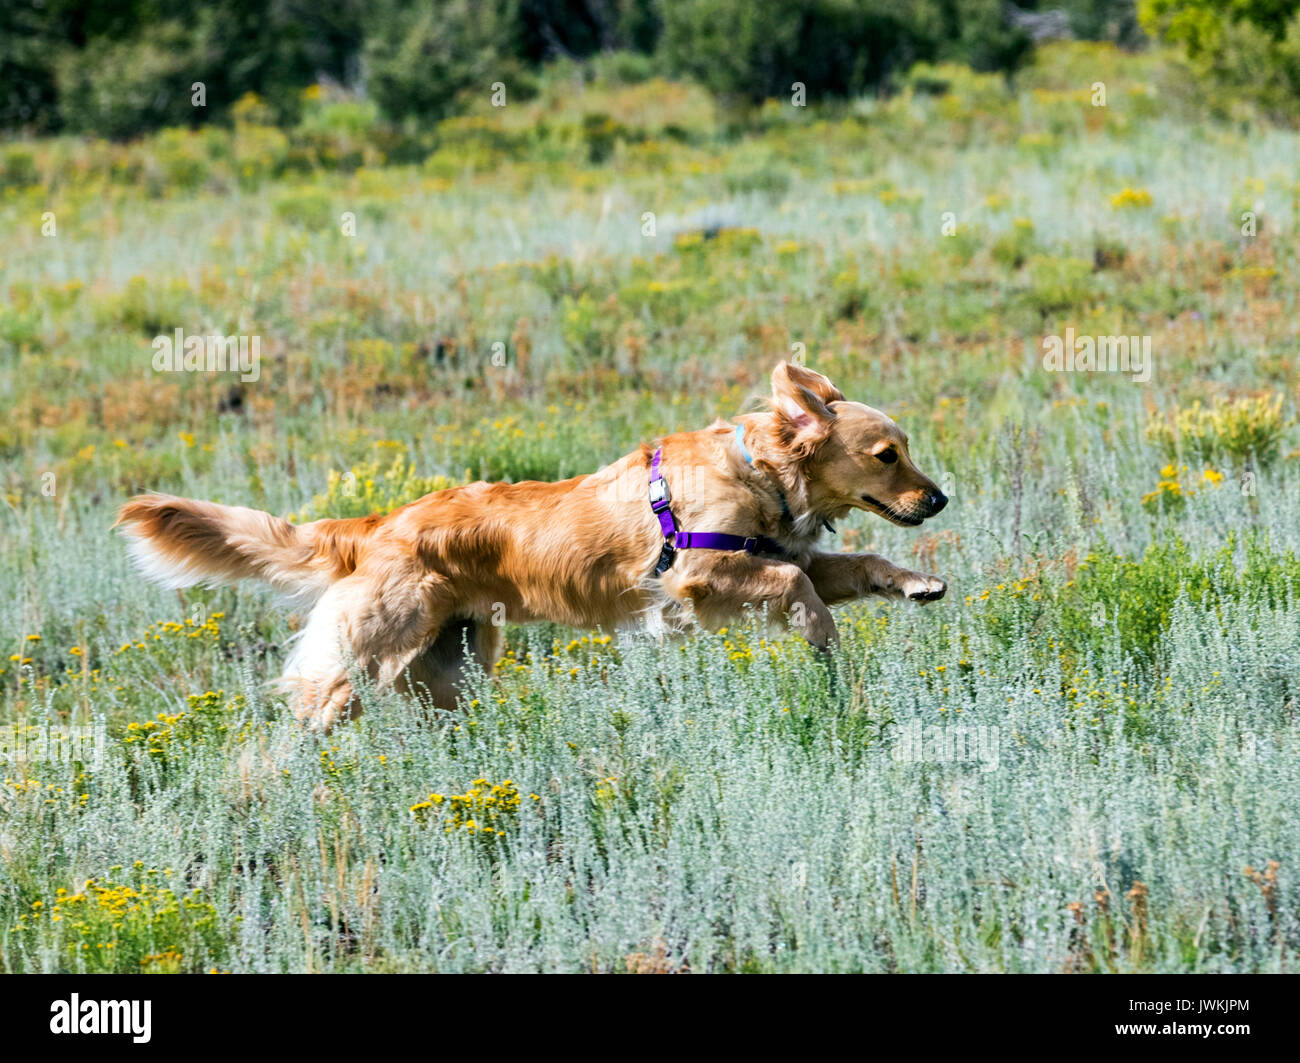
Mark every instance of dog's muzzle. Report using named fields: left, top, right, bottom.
left=862, top=489, right=947, bottom=525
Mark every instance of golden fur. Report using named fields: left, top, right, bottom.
left=116, top=363, right=948, bottom=730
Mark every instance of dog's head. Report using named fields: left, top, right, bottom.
left=767, top=361, right=947, bottom=527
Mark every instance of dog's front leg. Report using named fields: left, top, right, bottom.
left=665, top=554, right=840, bottom=650
left=805, top=551, right=947, bottom=605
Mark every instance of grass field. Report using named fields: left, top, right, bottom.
left=1, top=42, right=1297, bottom=972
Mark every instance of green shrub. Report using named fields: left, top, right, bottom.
left=10, top=864, right=230, bottom=973
left=1139, top=1, right=1300, bottom=119
left=991, top=218, right=1037, bottom=269
left=363, top=0, right=535, bottom=127
left=1054, top=535, right=1300, bottom=667
left=296, top=450, right=459, bottom=521
left=662, top=0, right=1029, bottom=105
left=1022, top=254, right=1096, bottom=314
left=1146, top=394, right=1287, bottom=466
left=273, top=186, right=335, bottom=230
left=581, top=112, right=627, bottom=164
left=0, top=146, right=39, bottom=189
left=53, top=23, right=201, bottom=140
left=0, top=0, right=61, bottom=132
left=724, top=164, right=793, bottom=199
left=587, top=49, right=659, bottom=85
left=95, top=275, right=193, bottom=337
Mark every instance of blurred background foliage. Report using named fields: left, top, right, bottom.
left=0, top=0, right=1179, bottom=139
left=1140, top=0, right=1300, bottom=120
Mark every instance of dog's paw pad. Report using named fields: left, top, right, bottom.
left=904, top=576, right=947, bottom=602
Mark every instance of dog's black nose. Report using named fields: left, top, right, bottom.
left=928, top=490, right=948, bottom=514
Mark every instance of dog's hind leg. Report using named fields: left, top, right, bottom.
left=398, top=617, right=503, bottom=712
left=280, top=564, right=451, bottom=731
left=278, top=578, right=362, bottom=731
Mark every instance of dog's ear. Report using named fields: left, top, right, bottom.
left=769, top=361, right=842, bottom=454
left=773, top=361, right=844, bottom=407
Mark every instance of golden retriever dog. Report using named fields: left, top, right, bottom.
left=116, top=362, right=948, bottom=731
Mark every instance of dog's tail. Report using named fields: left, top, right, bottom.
left=115, top=493, right=371, bottom=605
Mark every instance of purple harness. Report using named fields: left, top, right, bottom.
left=648, top=438, right=785, bottom=575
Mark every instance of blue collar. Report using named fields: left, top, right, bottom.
left=735, top=422, right=754, bottom=464
left=737, top=423, right=795, bottom=526
left=736, top=422, right=835, bottom=535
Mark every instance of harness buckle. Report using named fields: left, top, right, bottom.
left=648, top=478, right=670, bottom=506
left=654, top=540, right=677, bottom=574
left=742, top=537, right=758, bottom=552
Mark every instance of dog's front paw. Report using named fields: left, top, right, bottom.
left=900, top=573, right=947, bottom=603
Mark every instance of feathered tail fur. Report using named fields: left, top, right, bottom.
left=115, top=493, right=370, bottom=606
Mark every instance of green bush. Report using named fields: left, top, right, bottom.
left=6, top=0, right=366, bottom=138
left=0, top=146, right=39, bottom=189
left=991, top=218, right=1038, bottom=269
left=587, top=49, right=660, bottom=85
left=2, top=0, right=1044, bottom=134
left=1146, top=394, right=1287, bottom=466
left=0, top=0, right=66, bottom=132
left=53, top=23, right=202, bottom=141
left=295, top=451, right=459, bottom=521
left=1022, top=254, right=1096, bottom=314
left=10, top=863, right=231, bottom=974
left=363, top=0, right=535, bottom=127
left=1140, top=0, right=1300, bottom=119
left=661, top=0, right=1029, bottom=105
left=273, top=186, right=335, bottom=229
left=1056, top=535, right=1300, bottom=666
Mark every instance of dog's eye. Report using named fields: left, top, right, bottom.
left=875, top=448, right=898, bottom=465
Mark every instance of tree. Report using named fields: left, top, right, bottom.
left=1139, top=0, right=1300, bottom=57
left=659, top=0, right=1030, bottom=106
left=1140, top=0, right=1300, bottom=119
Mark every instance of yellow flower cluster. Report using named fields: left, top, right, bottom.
left=496, top=646, right=534, bottom=674
left=296, top=450, right=458, bottom=521
left=1056, top=664, right=1178, bottom=726
left=319, top=741, right=356, bottom=780
left=1110, top=187, right=1153, bottom=209
left=559, top=634, right=613, bottom=653
left=11, top=864, right=220, bottom=973
left=6, top=632, right=43, bottom=669
left=492, top=634, right=618, bottom=681
left=1141, top=464, right=1224, bottom=509
left=1146, top=394, right=1284, bottom=466
left=965, top=576, right=1040, bottom=604
left=115, top=613, right=225, bottom=654
left=123, top=690, right=237, bottom=757
left=715, top=625, right=801, bottom=665
left=11, top=862, right=213, bottom=961
left=721, top=629, right=759, bottom=663
left=410, top=777, right=536, bottom=837
left=3, top=771, right=92, bottom=808
left=140, top=950, right=185, bottom=972
left=124, top=713, right=186, bottom=755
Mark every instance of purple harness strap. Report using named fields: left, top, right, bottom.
left=648, top=446, right=785, bottom=575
